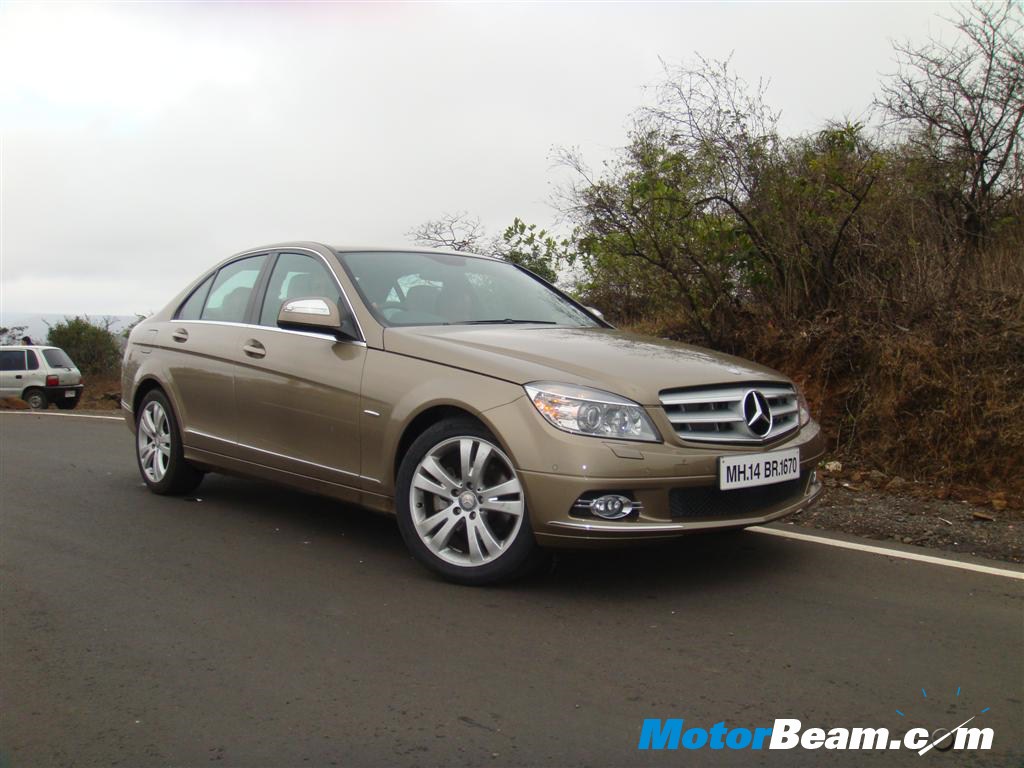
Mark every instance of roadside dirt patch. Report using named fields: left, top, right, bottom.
left=78, top=373, right=121, bottom=410
left=789, top=484, right=1023, bottom=564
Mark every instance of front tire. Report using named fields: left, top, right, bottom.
left=396, top=418, right=544, bottom=585
left=135, top=389, right=204, bottom=495
left=23, top=388, right=48, bottom=410
left=56, top=399, right=79, bottom=410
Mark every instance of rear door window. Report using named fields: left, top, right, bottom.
left=176, top=274, right=215, bottom=321
left=200, top=255, right=267, bottom=323
left=25, top=350, right=40, bottom=370
left=0, top=350, right=26, bottom=371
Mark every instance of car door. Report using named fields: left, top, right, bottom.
left=232, top=249, right=366, bottom=489
left=161, top=253, right=268, bottom=454
left=0, top=350, right=27, bottom=398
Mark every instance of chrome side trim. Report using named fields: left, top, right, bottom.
left=184, top=428, right=380, bottom=484
left=235, top=441, right=360, bottom=478
left=120, top=400, right=132, bottom=413
left=185, top=427, right=233, bottom=445
left=363, top=409, right=381, bottom=417
left=169, top=319, right=367, bottom=347
left=549, top=520, right=694, bottom=533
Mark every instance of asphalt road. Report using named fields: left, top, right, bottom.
left=2, top=413, right=1022, bottom=768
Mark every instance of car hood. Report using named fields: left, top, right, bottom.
left=382, top=326, right=790, bottom=405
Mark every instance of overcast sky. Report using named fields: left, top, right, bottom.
left=1, top=0, right=956, bottom=317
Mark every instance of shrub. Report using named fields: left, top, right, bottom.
left=46, top=316, right=121, bottom=377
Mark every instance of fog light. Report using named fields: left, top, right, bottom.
left=591, top=494, right=634, bottom=520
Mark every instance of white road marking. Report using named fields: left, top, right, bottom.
left=0, top=411, right=123, bottom=422
left=751, top=526, right=1024, bottom=581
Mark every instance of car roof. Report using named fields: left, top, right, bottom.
left=332, top=245, right=499, bottom=261
left=0, top=345, right=61, bottom=352
left=236, top=241, right=501, bottom=263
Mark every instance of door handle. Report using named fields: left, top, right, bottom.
left=15, top=374, right=22, bottom=379
left=242, top=340, right=266, bottom=359
left=171, top=328, right=189, bottom=343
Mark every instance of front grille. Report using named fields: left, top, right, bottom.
left=669, top=477, right=806, bottom=519
left=659, top=382, right=799, bottom=444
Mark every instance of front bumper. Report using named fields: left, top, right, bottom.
left=484, top=396, right=826, bottom=547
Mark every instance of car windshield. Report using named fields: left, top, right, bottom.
left=42, top=348, right=75, bottom=368
left=337, top=251, right=600, bottom=328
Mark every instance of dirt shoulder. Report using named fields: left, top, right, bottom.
left=790, top=482, right=1023, bottom=564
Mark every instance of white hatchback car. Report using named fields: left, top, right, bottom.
left=0, top=345, right=84, bottom=409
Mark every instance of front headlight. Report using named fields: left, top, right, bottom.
left=796, top=388, right=812, bottom=427
left=524, top=382, right=661, bottom=442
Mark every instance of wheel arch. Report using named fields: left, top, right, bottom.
left=21, top=385, right=46, bottom=404
left=132, top=377, right=167, bottom=417
left=392, top=403, right=512, bottom=482
left=132, top=377, right=187, bottom=434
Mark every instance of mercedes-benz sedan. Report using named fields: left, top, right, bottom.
left=123, top=243, right=824, bottom=584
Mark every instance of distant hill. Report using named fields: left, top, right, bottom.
left=0, top=313, right=143, bottom=345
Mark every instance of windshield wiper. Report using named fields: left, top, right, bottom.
left=456, top=319, right=559, bottom=325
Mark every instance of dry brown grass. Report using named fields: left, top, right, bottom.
left=632, top=291, right=1024, bottom=504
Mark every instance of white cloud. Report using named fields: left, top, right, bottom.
left=1, top=1, right=955, bottom=315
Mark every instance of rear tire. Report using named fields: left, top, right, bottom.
left=396, top=417, right=546, bottom=585
left=135, top=389, right=204, bottom=495
left=23, top=388, right=47, bottom=410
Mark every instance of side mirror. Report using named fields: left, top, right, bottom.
left=586, top=306, right=605, bottom=320
left=277, top=297, right=353, bottom=340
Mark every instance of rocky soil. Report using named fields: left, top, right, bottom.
left=789, top=465, right=1023, bottom=564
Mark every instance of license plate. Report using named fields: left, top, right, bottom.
left=719, top=448, right=800, bottom=490
left=65, top=390, right=75, bottom=398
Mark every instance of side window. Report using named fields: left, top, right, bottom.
left=176, top=274, right=214, bottom=320
left=200, top=255, right=267, bottom=323
left=0, top=350, right=26, bottom=371
left=259, top=252, right=344, bottom=327
left=25, top=350, right=40, bottom=370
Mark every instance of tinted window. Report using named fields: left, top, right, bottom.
left=338, top=251, right=598, bottom=328
left=0, top=350, right=26, bottom=371
left=25, top=350, right=40, bottom=370
left=200, top=255, right=267, bottom=323
left=42, top=348, right=74, bottom=368
left=177, top=274, right=214, bottom=320
left=259, top=252, right=344, bottom=327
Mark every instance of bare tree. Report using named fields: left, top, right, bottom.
left=407, top=212, right=491, bottom=253
left=878, top=1, right=1023, bottom=253
left=646, top=54, right=781, bottom=204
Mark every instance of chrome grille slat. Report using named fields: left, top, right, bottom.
left=666, top=412, right=744, bottom=424
left=659, top=382, right=799, bottom=444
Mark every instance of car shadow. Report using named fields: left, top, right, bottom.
left=186, top=473, right=806, bottom=596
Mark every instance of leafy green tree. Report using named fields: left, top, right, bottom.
left=499, top=218, right=567, bottom=283
left=46, top=316, right=121, bottom=376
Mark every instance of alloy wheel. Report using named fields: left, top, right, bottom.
left=137, top=400, right=172, bottom=483
left=409, top=436, right=525, bottom=567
